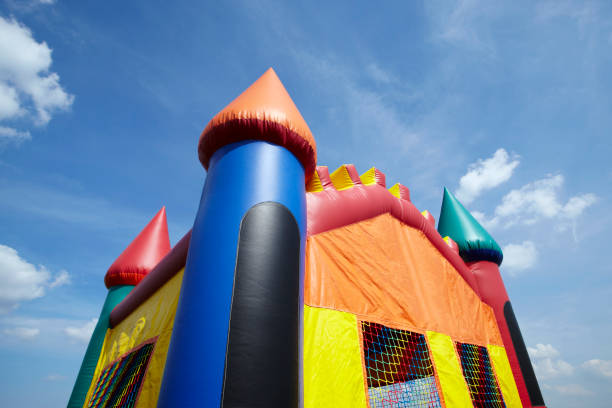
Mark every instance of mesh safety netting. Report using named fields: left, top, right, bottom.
left=455, top=341, right=506, bottom=408
left=362, top=321, right=442, bottom=408
left=87, top=342, right=155, bottom=408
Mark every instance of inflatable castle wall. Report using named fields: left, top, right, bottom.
left=67, top=69, right=546, bottom=408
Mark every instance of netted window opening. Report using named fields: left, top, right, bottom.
left=87, top=341, right=155, bottom=408
left=455, top=342, right=506, bottom=408
left=361, top=321, right=442, bottom=408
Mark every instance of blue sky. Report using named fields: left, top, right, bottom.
left=0, top=0, right=610, bottom=406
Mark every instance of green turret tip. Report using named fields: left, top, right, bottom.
left=437, top=187, right=503, bottom=265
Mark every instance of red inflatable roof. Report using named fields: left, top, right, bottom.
left=104, top=207, right=171, bottom=288
left=198, top=68, right=317, bottom=179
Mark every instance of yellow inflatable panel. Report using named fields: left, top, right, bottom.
left=306, top=169, right=324, bottom=192
left=329, top=165, right=356, bottom=191
left=427, top=331, right=472, bottom=408
left=488, top=345, right=523, bottom=408
left=388, top=183, right=403, bottom=198
left=304, top=305, right=367, bottom=408
left=84, top=269, right=184, bottom=408
left=360, top=167, right=378, bottom=186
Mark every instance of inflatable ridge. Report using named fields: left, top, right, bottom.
left=443, top=235, right=460, bottom=254
left=389, top=183, right=410, bottom=201
left=315, top=165, right=414, bottom=204
left=421, top=210, right=436, bottom=228
left=329, top=164, right=362, bottom=190
left=360, top=167, right=387, bottom=187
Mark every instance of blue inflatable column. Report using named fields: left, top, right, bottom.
left=158, top=68, right=316, bottom=408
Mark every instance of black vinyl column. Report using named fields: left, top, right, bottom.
left=504, top=301, right=545, bottom=406
left=221, top=202, right=301, bottom=408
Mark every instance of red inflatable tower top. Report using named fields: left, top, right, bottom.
left=104, top=207, right=171, bottom=288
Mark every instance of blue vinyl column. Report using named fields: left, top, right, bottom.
left=157, top=141, right=306, bottom=407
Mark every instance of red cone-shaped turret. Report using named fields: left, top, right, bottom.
left=104, top=207, right=171, bottom=288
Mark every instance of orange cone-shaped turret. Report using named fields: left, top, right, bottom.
left=198, top=68, right=317, bottom=178
left=104, top=207, right=171, bottom=288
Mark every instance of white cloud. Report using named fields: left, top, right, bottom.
left=529, top=343, right=560, bottom=359
left=478, top=174, right=597, bottom=232
left=582, top=359, right=612, bottom=378
left=529, top=343, right=574, bottom=379
left=65, top=318, right=97, bottom=343
left=502, top=241, right=538, bottom=274
left=534, top=357, right=574, bottom=379
left=0, top=316, right=101, bottom=352
left=0, top=244, right=50, bottom=313
left=3, top=326, right=40, bottom=339
left=552, top=383, right=594, bottom=396
left=562, top=194, right=598, bottom=219
left=0, top=244, right=69, bottom=312
left=495, top=174, right=564, bottom=222
left=456, top=148, right=519, bottom=204
left=0, top=126, right=31, bottom=143
left=49, top=269, right=70, bottom=288
left=0, top=16, right=73, bottom=138
left=0, top=81, right=23, bottom=119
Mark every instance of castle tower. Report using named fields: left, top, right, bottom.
left=158, top=68, right=315, bottom=407
left=67, top=208, right=170, bottom=408
left=438, top=188, right=546, bottom=408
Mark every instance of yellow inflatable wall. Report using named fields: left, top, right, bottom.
left=83, top=270, right=184, bottom=407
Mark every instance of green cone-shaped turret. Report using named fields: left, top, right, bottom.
left=438, top=187, right=503, bottom=265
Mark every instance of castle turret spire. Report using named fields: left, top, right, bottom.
left=438, top=187, right=503, bottom=265
left=68, top=207, right=171, bottom=408
left=198, top=67, right=316, bottom=179
left=105, top=207, right=171, bottom=287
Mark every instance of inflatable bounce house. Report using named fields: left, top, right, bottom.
left=67, top=69, right=546, bottom=408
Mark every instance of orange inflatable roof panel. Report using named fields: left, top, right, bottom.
left=198, top=68, right=317, bottom=178
left=304, top=213, right=502, bottom=346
